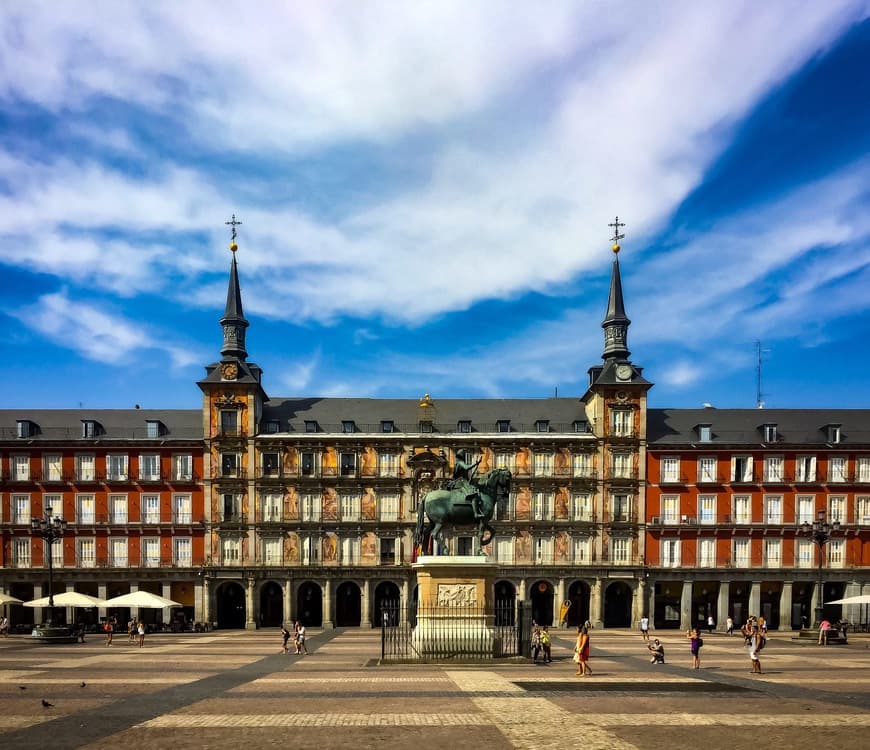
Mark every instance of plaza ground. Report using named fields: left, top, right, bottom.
left=1, top=626, right=869, bottom=749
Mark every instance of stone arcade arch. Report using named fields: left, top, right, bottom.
left=216, top=581, right=246, bottom=629
left=259, top=580, right=283, bottom=627
left=603, top=581, right=632, bottom=628
left=494, top=580, right=517, bottom=626
left=335, top=581, right=362, bottom=627
left=373, top=581, right=401, bottom=626
left=296, top=581, right=323, bottom=627
left=530, top=580, right=554, bottom=626
left=566, top=580, right=591, bottom=628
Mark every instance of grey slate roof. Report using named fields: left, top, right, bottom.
left=0, top=410, right=202, bottom=442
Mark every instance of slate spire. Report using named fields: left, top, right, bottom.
left=220, top=215, right=249, bottom=361
left=601, top=217, right=631, bottom=361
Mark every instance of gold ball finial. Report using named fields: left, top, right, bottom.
left=230, top=242, right=238, bottom=253
left=612, top=243, right=620, bottom=254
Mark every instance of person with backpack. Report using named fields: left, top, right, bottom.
left=687, top=627, right=702, bottom=669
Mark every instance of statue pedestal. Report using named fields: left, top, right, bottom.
left=412, top=555, right=498, bottom=659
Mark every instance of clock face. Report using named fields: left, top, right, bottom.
left=616, top=364, right=632, bottom=381
left=221, top=363, right=239, bottom=380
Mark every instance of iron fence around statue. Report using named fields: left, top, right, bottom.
left=379, top=600, right=531, bottom=662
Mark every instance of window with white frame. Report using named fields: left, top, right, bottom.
left=764, top=495, right=782, bottom=524
left=496, top=537, right=514, bottom=564
left=146, top=419, right=162, bottom=438
left=222, top=493, right=241, bottom=522
left=109, top=494, right=128, bottom=524
left=43, top=453, right=62, bottom=482
left=731, top=456, right=753, bottom=482
left=698, top=538, right=716, bottom=568
left=340, top=492, right=361, bottom=522
left=572, top=453, right=593, bottom=477
left=174, top=537, right=192, bottom=567
left=764, top=538, right=781, bottom=568
left=795, top=455, right=816, bottom=483
left=45, top=494, right=63, bottom=520
left=301, top=537, right=319, bottom=564
left=221, top=537, right=241, bottom=566
left=532, top=452, right=554, bottom=477
left=76, top=454, right=95, bottom=481
left=172, top=454, right=193, bottom=481
left=733, top=538, right=750, bottom=567
left=77, top=494, right=96, bottom=524
left=571, top=493, right=592, bottom=521
left=858, top=457, right=870, bottom=484
left=796, top=538, right=813, bottom=568
left=573, top=536, right=592, bottom=564
left=340, top=536, right=359, bottom=565
left=661, top=457, right=680, bottom=483
left=261, top=492, right=282, bottom=522
left=173, top=494, right=191, bottom=524
left=762, top=424, right=778, bottom=443
left=828, top=424, right=841, bottom=444
left=110, top=538, right=128, bottom=567
left=106, top=454, right=128, bottom=481
left=340, top=452, right=357, bottom=477
left=12, top=494, right=30, bottom=524
left=796, top=495, right=815, bottom=524
left=828, top=495, right=846, bottom=524
left=829, top=456, right=848, bottom=482
left=733, top=495, right=751, bottom=524
left=763, top=456, right=783, bottom=483
left=612, top=452, right=632, bottom=478
left=611, top=409, right=632, bottom=436
left=494, top=452, right=515, bottom=472
left=141, top=494, right=160, bottom=524
left=261, top=537, right=282, bottom=565
left=142, top=537, right=160, bottom=567
left=301, top=493, right=321, bottom=522
left=535, top=536, right=553, bottom=564
left=698, top=424, right=712, bottom=442
left=532, top=492, right=554, bottom=521
left=660, top=495, right=679, bottom=525
left=699, top=495, right=717, bottom=524
left=378, top=452, right=399, bottom=477
left=379, top=493, right=399, bottom=522
left=828, top=538, right=845, bottom=568
left=50, top=537, right=63, bottom=568
left=661, top=539, right=680, bottom=568
left=12, top=538, right=30, bottom=567
left=698, top=456, right=717, bottom=483
left=610, top=537, right=630, bottom=564
left=78, top=538, right=96, bottom=568
left=12, top=455, right=30, bottom=481
left=300, top=451, right=320, bottom=477
left=857, top=496, right=870, bottom=525
left=612, top=494, right=631, bottom=522
left=139, top=454, right=160, bottom=481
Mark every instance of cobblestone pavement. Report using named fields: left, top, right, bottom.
left=1, top=627, right=869, bottom=749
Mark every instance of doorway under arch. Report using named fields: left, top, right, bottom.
left=494, top=580, right=517, bottom=626
left=566, top=581, right=591, bottom=628
left=216, top=581, right=246, bottom=629
left=259, top=580, right=284, bottom=627
left=530, top=580, right=554, bottom=626
left=335, top=581, right=361, bottom=627
left=603, top=581, right=632, bottom=628
left=296, top=582, right=323, bottom=627
left=373, top=581, right=401, bottom=626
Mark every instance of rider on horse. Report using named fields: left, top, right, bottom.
left=449, top=449, right=484, bottom=520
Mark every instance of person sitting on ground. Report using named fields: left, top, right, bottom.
left=648, top=638, right=665, bottom=664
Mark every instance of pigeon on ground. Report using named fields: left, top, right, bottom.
left=41, top=699, right=54, bottom=708
left=80, top=682, right=86, bottom=688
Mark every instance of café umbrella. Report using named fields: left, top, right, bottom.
left=0, top=593, right=23, bottom=606
left=23, top=592, right=105, bottom=608
left=101, top=591, right=181, bottom=609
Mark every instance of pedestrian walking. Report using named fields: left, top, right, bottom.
left=531, top=624, right=542, bottom=662
left=687, top=627, right=702, bottom=669
left=640, top=615, right=650, bottom=641
left=297, top=622, right=309, bottom=654
left=540, top=626, right=552, bottom=663
left=104, top=619, right=113, bottom=645
left=749, top=626, right=763, bottom=673
left=726, top=616, right=734, bottom=635
left=574, top=625, right=592, bottom=676
left=128, top=618, right=136, bottom=644
left=707, top=614, right=715, bottom=634
left=281, top=625, right=291, bottom=654
left=137, top=621, right=145, bottom=648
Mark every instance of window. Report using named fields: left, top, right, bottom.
left=141, top=494, right=160, bottom=524
left=378, top=452, right=399, bottom=477
left=532, top=492, right=554, bottom=521
left=340, top=536, right=359, bottom=564
left=172, top=454, right=193, bottom=482
left=220, top=411, right=239, bottom=435
left=17, top=420, right=33, bottom=438
left=698, top=424, right=712, bottom=442
left=612, top=452, right=631, bottom=478
left=222, top=493, right=241, bottom=522
left=496, top=537, right=514, bottom=563
left=109, top=494, right=128, bottom=524
left=829, top=456, right=848, bottom=482
left=731, top=456, right=753, bottom=483
left=380, top=537, right=395, bottom=565
left=857, top=496, right=870, bottom=525
left=106, top=454, right=128, bottom=481
left=660, top=495, right=679, bottom=525
left=858, top=457, right=870, bottom=483
left=828, top=495, right=846, bottom=524
left=76, top=494, right=96, bottom=524
left=762, top=424, right=778, bottom=443
left=261, top=452, right=280, bottom=477
left=139, top=454, right=161, bottom=481
left=301, top=494, right=321, bottom=522
left=535, top=536, right=553, bottom=563
left=110, top=538, right=128, bottom=567
left=340, top=452, right=357, bottom=477
left=262, top=538, right=282, bottom=565
left=76, top=454, right=95, bottom=481
left=142, top=537, right=160, bottom=567
left=420, top=420, right=433, bottom=433
left=174, top=538, right=192, bottom=567
left=304, top=420, right=318, bottom=433
left=572, top=493, right=592, bottom=521
left=43, top=453, right=63, bottom=482
left=699, top=495, right=716, bottom=524
left=764, top=539, right=781, bottom=568
left=379, top=494, right=399, bottom=522
left=797, top=495, right=815, bottom=524
left=146, top=420, right=163, bottom=438
left=302, top=536, right=319, bottom=565
left=572, top=453, right=593, bottom=478
left=12, top=494, right=31, bottom=524
left=262, top=493, right=282, bottom=522
left=497, top=420, right=511, bottom=433
left=698, top=539, right=716, bottom=568
left=661, top=539, right=680, bottom=568
left=12, top=455, right=29, bottom=481
left=796, top=539, right=813, bottom=568
left=81, top=420, right=97, bottom=438
left=697, top=457, right=717, bottom=483
left=381, top=420, right=395, bottom=433
left=763, top=456, right=783, bottom=483
left=49, top=537, right=63, bottom=568
left=611, top=410, right=632, bottom=437
left=535, top=420, right=549, bottom=433
left=340, top=492, right=361, bottom=521
left=12, top=538, right=30, bottom=568
left=764, top=495, right=782, bottom=524
left=733, top=538, right=750, bottom=567
left=173, top=494, right=192, bottom=524
left=221, top=453, right=239, bottom=478
left=221, top=537, right=241, bottom=565
left=733, top=495, right=751, bottom=524
left=828, top=538, right=845, bottom=568
left=610, top=537, right=630, bottom=564
left=795, top=455, right=816, bottom=483
left=458, top=420, right=472, bottom=433
left=573, top=420, right=588, bottom=434
left=573, top=537, right=592, bottom=564
left=827, top=424, right=841, bottom=444
left=532, top=453, right=553, bottom=477
left=612, top=494, right=631, bottom=522
left=262, top=420, right=280, bottom=434
left=300, top=451, right=320, bottom=477
left=342, top=420, right=356, bottom=434
left=661, top=457, right=680, bottom=483
left=44, top=494, right=63, bottom=520
left=494, top=452, right=515, bottom=473
left=78, top=538, right=96, bottom=568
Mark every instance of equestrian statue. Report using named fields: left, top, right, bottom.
left=414, top=449, right=512, bottom=555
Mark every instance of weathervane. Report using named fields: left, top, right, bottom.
left=225, top=214, right=242, bottom=251
left=608, top=216, right=625, bottom=254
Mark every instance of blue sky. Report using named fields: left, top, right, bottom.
left=1, top=1, right=869, bottom=410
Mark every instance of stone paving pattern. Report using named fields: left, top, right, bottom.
left=1, top=626, right=869, bottom=749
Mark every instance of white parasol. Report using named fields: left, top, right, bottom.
left=23, top=592, right=105, bottom=608
left=101, top=591, right=181, bottom=609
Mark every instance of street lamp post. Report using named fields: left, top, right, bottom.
left=801, top=509, right=840, bottom=628
left=31, top=506, right=68, bottom=627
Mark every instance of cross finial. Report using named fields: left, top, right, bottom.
left=225, top=214, right=242, bottom=245
left=608, top=216, right=625, bottom=253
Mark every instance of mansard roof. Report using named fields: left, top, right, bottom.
left=0, top=409, right=202, bottom=442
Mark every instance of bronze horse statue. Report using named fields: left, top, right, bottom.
left=414, top=467, right=512, bottom=554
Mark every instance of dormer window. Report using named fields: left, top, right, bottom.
left=535, top=420, right=550, bottom=433
left=458, top=420, right=472, bottom=434
left=342, top=420, right=356, bottom=434
left=304, top=420, right=318, bottom=433
left=698, top=424, right=712, bottom=443
left=497, top=419, right=511, bottom=433
left=262, top=420, right=280, bottom=434
left=381, top=420, right=394, bottom=433
left=16, top=420, right=34, bottom=439
left=827, top=424, right=841, bottom=444
left=573, top=420, right=588, bottom=434
left=762, top=424, right=778, bottom=443
left=145, top=420, right=163, bottom=438
left=420, top=420, right=433, bottom=434
left=81, top=420, right=99, bottom=439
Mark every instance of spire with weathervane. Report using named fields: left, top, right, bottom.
left=601, top=216, right=631, bottom=361
left=220, top=214, right=249, bottom=361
